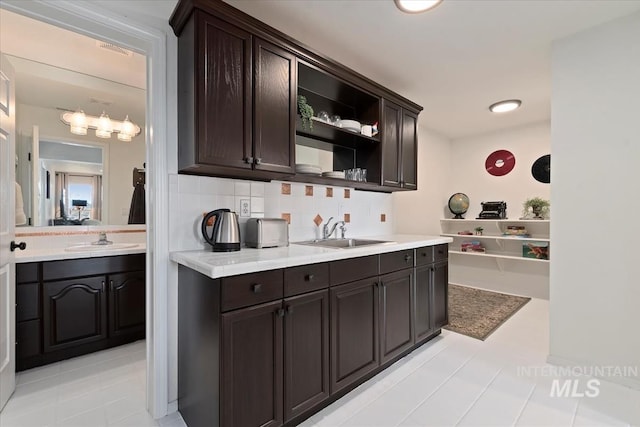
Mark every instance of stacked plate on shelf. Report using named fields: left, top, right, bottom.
left=295, top=164, right=322, bottom=175
left=339, top=119, right=361, bottom=133
left=322, top=171, right=345, bottom=179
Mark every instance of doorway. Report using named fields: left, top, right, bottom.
left=0, top=0, right=169, bottom=419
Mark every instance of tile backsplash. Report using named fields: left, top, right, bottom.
left=169, top=174, right=393, bottom=251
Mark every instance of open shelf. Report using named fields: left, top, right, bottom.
left=441, top=233, right=550, bottom=243
left=296, top=117, right=379, bottom=148
left=449, top=250, right=550, bottom=263
left=441, top=219, right=550, bottom=223
left=287, top=173, right=388, bottom=192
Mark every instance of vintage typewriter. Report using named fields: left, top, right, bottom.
left=477, top=201, right=507, bottom=219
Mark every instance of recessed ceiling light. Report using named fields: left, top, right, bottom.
left=394, top=0, right=443, bottom=14
left=489, top=99, right=522, bottom=113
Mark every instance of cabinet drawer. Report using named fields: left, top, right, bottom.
left=17, top=283, right=39, bottom=322
left=42, top=254, right=145, bottom=281
left=221, top=269, right=283, bottom=312
left=284, top=263, right=329, bottom=297
left=16, top=263, right=38, bottom=284
left=17, top=319, right=41, bottom=359
left=329, top=255, right=378, bottom=286
left=379, top=249, right=414, bottom=274
left=415, top=246, right=433, bottom=266
left=434, top=244, right=448, bottom=262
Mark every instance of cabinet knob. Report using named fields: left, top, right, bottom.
left=252, top=284, right=262, bottom=293
left=304, top=274, right=314, bottom=282
left=254, top=157, right=262, bottom=165
left=276, top=308, right=285, bottom=317
left=286, top=305, right=293, bottom=315
left=421, top=252, right=428, bottom=257
left=404, top=254, right=412, bottom=262
left=245, top=156, right=254, bottom=164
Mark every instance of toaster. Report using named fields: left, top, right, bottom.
left=245, top=218, right=289, bottom=248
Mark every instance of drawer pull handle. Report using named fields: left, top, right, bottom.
left=304, top=274, right=314, bottom=282
left=252, top=284, right=262, bottom=293
left=404, top=254, right=412, bottom=262
left=421, top=252, right=428, bottom=257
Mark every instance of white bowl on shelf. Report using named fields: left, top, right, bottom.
left=339, top=119, right=361, bottom=132
left=296, top=163, right=322, bottom=175
left=322, top=171, right=345, bottom=179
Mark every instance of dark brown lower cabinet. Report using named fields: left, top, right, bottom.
left=330, top=278, right=379, bottom=394
left=379, top=269, right=414, bottom=364
left=221, top=300, right=283, bottom=427
left=431, top=261, right=449, bottom=330
left=43, top=276, right=108, bottom=352
left=109, top=271, right=146, bottom=338
left=414, top=265, right=433, bottom=344
left=283, top=290, right=329, bottom=422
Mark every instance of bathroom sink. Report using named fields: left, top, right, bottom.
left=294, top=238, right=394, bottom=249
left=65, top=243, right=139, bottom=252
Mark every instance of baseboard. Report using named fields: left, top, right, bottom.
left=547, top=354, right=640, bottom=391
left=167, top=400, right=178, bottom=415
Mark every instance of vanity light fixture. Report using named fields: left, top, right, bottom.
left=394, top=0, right=443, bottom=13
left=61, top=110, right=141, bottom=141
left=489, top=99, right=522, bottom=113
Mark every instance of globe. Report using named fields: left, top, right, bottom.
left=448, top=193, right=469, bottom=219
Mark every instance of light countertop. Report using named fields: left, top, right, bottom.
left=170, top=234, right=453, bottom=279
left=15, top=244, right=146, bottom=263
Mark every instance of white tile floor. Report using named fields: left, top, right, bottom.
left=2, top=298, right=638, bottom=427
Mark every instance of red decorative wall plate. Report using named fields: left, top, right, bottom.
left=485, top=150, right=515, bottom=176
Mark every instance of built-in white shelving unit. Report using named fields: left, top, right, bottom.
left=441, top=218, right=550, bottom=299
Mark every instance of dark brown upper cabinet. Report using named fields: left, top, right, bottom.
left=253, top=38, right=296, bottom=174
left=382, top=99, right=418, bottom=190
left=170, top=0, right=422, bottom=191
left=177, top=12, right=295, bottom=178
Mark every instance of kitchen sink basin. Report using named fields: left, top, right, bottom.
left=294, top=238, right=394, bottom=249
left=65, top=243, right=139, bottom=252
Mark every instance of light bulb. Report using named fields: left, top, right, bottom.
left=70, top=110, right=88, bottom=135
left=96, top=111, right=113, bottom=138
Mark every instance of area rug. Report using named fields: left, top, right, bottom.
left=444, top=284, right=531, bottom=340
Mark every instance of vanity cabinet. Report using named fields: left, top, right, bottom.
left=15, top=254, right=145, bottom=371
left=382, top=99, right=418, bottom=190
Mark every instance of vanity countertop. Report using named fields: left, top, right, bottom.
left=170, top=234, right=452, bottom=279
left=15, top=243, right=147, bottom=263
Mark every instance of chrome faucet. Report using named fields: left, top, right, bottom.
left=322, top=217, right=346, bottom=240
left=93, top=232, right=113, bottom=246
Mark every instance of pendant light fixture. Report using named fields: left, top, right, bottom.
left=61, top=110, right=141, bottom=141
left=394, top=0, right=443, bottom=13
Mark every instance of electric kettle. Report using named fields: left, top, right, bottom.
left=201, top=209, right=241, bottom=252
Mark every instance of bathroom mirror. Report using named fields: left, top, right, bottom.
left=7, top=55, right=146, bottom=227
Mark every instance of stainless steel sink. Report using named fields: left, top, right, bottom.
left=294, top=238, right=394, bottom=249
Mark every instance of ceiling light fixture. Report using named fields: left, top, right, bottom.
left=394, top=0, right=443, bottom=13
left=61, top=110, right=141, bottom=141
left=489, top=99, right=522, bottom=113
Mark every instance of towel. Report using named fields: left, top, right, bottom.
left=128, top=183, right=145, bottom=224
left=15, top=182, right=27, bottom=226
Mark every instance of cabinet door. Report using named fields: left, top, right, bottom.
left=284, top=290, right=329, bottom=422
left=108, top=271, right=145, bottom=339
left=382, top=99, right=402, bottom=187
left=196, top=12, right=252, bottom=169
left=379, top=269, right=414, bottom=364
left=431, top=261, right=449, bottom=330
left=401, top=109, right=418, bottom=189
left=43, top=277, right=107, bottom=352
left=330, top=278, right=379, bottom=393
left=221, top=300, right=283, bottom=427
left=253, top=38, right=296, bottom=174
left=414, top=265, right=432, bottom=344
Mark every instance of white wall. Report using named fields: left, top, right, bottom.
left=15, top=103, right=146, bottom=225
left=447, top=122, right=551, bottom=220
left=394, top=124, right=452, bottom=235
left=550, top=11, right=640, bottom=388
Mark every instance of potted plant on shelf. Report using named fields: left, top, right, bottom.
left=297, top=95, right=314, bottom=130
left=522, top=197, right=550, bottom=219
left=474, top=226, right=484, bottom=236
